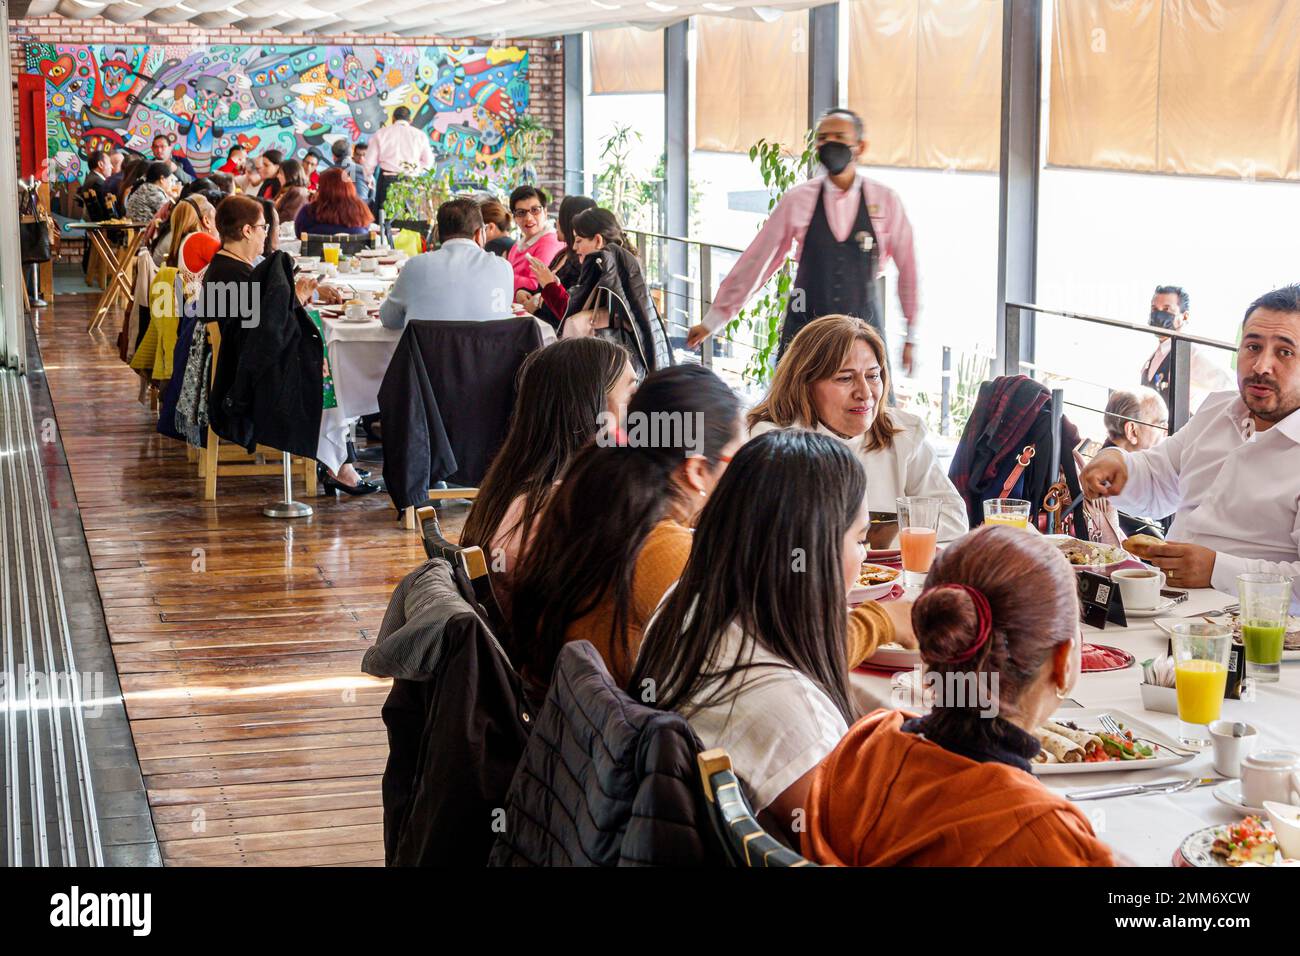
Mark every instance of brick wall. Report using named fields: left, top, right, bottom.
left=9, top=16, right=566, bottom=190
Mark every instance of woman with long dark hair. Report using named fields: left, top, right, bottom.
left=294, top=166, right=374, bottom=236
left=802, top=525, right=1114, bottom=866
left=523, top=194, right=595, bottom=326
left=509, top=365, right=744, bottom=691
left=631, top=429, right=897, bottom=839
left=274, top=158, right=310, bottom=224
left=460, top=338, right=637, bottom=591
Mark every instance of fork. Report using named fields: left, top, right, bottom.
left=1097, top=713, right=1197, bottom=756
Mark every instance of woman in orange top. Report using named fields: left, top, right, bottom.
left=510, top=365, right=744, bottom=692
left=803, top=525, right=1115, bottom=867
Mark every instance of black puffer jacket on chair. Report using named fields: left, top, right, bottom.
left=488, top=641, right=726, bottom=867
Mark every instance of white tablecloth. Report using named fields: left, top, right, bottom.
left=849, top=586, right=1300, bottom=866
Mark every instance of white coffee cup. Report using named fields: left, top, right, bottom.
left=1241, top=750, right=1300, bottom=808
left=358, top=289, right=375, bottom=306
left=1112, top=567, right=1166, bottom=610
left=344, top=302, right=368, bottom=322
left=360, top=256, right=378, bottom=273
left=1209, top=719, right=1259, bottom=777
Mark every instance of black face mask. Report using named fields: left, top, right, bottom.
left=818, top=141, right=854, bottom=175
left=1149, top=309, right=1179, bottom=330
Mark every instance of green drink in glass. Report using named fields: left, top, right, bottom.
left=1238, top=572, right=1293, bottom=683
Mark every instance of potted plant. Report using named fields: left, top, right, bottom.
left=383, top=164, right=454, bottom=242
left=725, top=132, right=816, bottom=387
left=508, top=116, right=553, bottom=186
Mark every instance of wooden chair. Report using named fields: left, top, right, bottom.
left=697, top=749, right=817, bottom=868
left=201, top=323, right=318, bottom=500
left=416, top=505, right=508, bottom=641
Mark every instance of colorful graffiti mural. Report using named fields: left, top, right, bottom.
left=23, top=42, right=532, bottom=184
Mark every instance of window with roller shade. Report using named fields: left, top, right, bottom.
left=589, top=26, right=664, bottom=94
left=845, top=0, right=1003, bottom=172
left=694, top=12, right=810, bottom=154
left=1048, top=0, right=1300, bottom=181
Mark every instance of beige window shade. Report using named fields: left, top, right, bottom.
left=590, top=27, right=664, bottom=94
left=1049, top=0, right=1300, bottom=181
left=846, top=0, right=1002, bottom=172
left=694, top=12, right=810, bottom=154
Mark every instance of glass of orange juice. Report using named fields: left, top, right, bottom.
left=322, top=242, right=341, bottom=266
left=896, top=496, right=941, bottom=588
left=983, top=498, right=1031, bottom=529
left=1171, top=622, right=1232, bottom=747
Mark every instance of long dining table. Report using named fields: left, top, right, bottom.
left=849, top=585, right=1299, bottom=866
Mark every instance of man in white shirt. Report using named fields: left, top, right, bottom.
left=363, top=106, right=434, bottom=221
left=1082, top=284, right=1300, bottom=604
left=380, top=198, right=553, bottom=345
left=1140, top=285, right=1234, bottom=413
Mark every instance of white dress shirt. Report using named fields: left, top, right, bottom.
left=749, top=409, right=969, bottom=542
left=363, top=119, right=434, bottom=177
left=1113, top=390, right=1300, bottom=605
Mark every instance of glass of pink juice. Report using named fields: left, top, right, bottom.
left=896, top=497, right=941, bottom=588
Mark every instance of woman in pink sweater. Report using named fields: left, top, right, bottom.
left=506, top=185, right=565, bottom=297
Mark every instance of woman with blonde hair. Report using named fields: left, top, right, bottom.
left=748, top=314, right=967, bottom=541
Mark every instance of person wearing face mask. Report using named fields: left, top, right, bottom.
left=1082, top=284, right=1300, bottom=604
left=685, top=109, right=919, bottom=376
left=1140, top=285, right=1233, bottom=413
left=379, top=198, right=555, bottom=342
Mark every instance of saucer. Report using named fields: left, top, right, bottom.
left=1213, top=778, right=1267, bottom=815
left=1123, top=597, right=1181, bottom=618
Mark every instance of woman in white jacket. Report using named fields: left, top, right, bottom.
left=748, top=314, right=969, bottom=542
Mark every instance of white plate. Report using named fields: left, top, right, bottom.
left=1176, top=821, right=1295, bottom=867
left=1030, top=707, right=1195, bottom=775
left=1152, top=618, right=1300, bottom=660
left=859, top=643, right=919, bottom=671
left=848, top=563, right=901, bottom=604
left=1213, top=779, right=1266, bottom=815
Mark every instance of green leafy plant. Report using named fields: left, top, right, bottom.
left=382, top=165, right=455, bottom=224
left=593, top=123, right=662, bottom=232
left=509, top=116, right=553, bottom=185
left=914, top=349, right=992, bottom=437
left=724, top=131, right=816, bottom=386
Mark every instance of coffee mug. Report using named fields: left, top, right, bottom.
left=1208, top=720, right=1258, bottom=777
left=1112, top=567, right=1167, bottom=610
left=344, top=302, right=368, bottom=321
left=1241, top=750, right=1300, bottom=808
left=360, top=257, right=378, bottom=273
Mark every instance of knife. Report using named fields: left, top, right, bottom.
left=1066, top=777, right=1220, bottom=801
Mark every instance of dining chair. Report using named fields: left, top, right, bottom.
left=696, top=748, right=817, bottom=867
left=200, top=322, right=318, bottom=500
left=416, top=505, right=509, bottom=645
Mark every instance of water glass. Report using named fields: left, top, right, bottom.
left=1238, top=572, right=1293, bottom=683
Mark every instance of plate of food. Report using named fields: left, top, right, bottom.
left=859, top=642, right=919, bottom=671
left=849, top=562, right=901, bottom=604
left=1046, top=535, right=1133, bottom=574
left=1030, top=709, right=1193, bottom=774
left=1080, top=642, right=1134, bottom=672
left=1176, top=816, right=1296, bottom=867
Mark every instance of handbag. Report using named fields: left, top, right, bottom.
left=19, top=181, right=53, bottom=264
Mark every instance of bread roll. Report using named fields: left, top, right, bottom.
left=1123, top=534, right=1161, bottom=559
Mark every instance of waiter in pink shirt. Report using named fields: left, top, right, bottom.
left=686, top=109, right=919, bottom=375
left=363, top=105, right=435, bottom=221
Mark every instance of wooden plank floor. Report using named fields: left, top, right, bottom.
left=32, top=293, right=466, bottom=866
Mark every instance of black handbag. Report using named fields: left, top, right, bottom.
left=19, top=183, right=52, bottom=264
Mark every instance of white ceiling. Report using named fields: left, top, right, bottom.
left=15, top=0, right=828, bottom=40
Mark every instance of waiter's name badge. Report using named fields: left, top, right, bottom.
left=867, top=204, right=881, bottom=216
left=855, top=231, right=874, bottom=251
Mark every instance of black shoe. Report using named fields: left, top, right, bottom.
left=318, top=465, right=380, bottom=497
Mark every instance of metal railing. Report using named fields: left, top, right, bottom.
left=625, top=228, right=888, bottom=393
left=1003, top=301, right=1239, bottom=434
